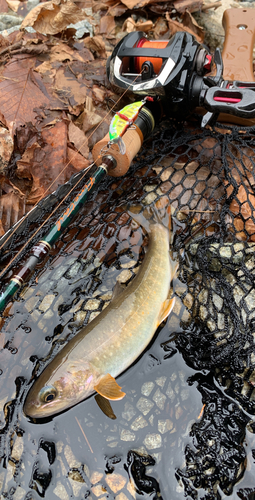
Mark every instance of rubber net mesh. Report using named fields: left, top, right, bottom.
left=1, top=117, right=255, bottom=499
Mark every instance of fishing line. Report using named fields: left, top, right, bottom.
left=0, top=69, right=144, bottom=277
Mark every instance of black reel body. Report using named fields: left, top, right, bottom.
left=107, top=31, right=214, bottom=119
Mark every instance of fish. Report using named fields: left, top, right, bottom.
left=108, top=101, right=146, bottom=154
left=24, top=210, right=177, bottom=419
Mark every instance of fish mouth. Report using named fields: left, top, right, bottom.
left=24, top=397, right=62, bottom=419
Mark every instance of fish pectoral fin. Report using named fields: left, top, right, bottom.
left=94, top=373, right=126, bottom=401
left=95, top=394, right=117, bottom=420
left=157, top=297, right=175, bottom=326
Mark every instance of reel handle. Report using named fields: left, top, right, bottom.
left=92, top=125, right=143, bottom=177
left=222, top=8, right=255, bottom=82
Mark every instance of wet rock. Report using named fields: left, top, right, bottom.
left=131, top=415, right=148, bottom=431
left=122, top=402, right=136, bottom=421
left=143, top=433, right=162, bottom=450
left=152, top=388, right=166, bottom=410
left=141, top=382, right=155, bottom=396
left=120, top=429, right=136, bottom=441
left=136, top=397, right=154, bottom=415
left=105, top=472, right=127, bottom=493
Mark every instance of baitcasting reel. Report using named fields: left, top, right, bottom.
left=107, top=30, right=255, bottom=126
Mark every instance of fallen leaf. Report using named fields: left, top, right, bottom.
left=79, top=109, right=102, bottom=133
left=67, top=146, right=90, bottom=172
left=84, top=36, right=106, bottom=58
left=166, top=11, right=204, bottom=43
left=0, top=56, right=53, bottom=135
left=99, top=15, right=116, bottom=36
left=120, top=0, right=150, bottom=8
left=0, top=0, right=9, bottom=13
left=6, top=0, right=19, bottom=11
left=54, top=66, right=88, bottom=109
left=122, top=16, right=153, bottom=33
left=21, top=0, right=87, bottom=35
left=68, top=121, right=89, bottom=158
left=0, top=189, right=26, bottom=234
left=16, top=121, right=69, bottom=203
left=173, top=0, right=203, bottom=14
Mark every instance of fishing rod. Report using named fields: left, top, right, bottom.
left=1, top=9, right=255, bottom=313
left=0, top=99, right=156, bottom=313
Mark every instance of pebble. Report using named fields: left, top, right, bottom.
left=53, top=481, right=71, bottom=500
left=105, top=473, right=127, bottom=493
left=136, top=397, right=154, bottom=415
left=38, top=294, right=55, bottom=312
left=122, top=402, right=136, bottom=421
left=158, top=419, right=173, bottom=434
left=153, top=388, right=166, bottom=410
left=85, top=299, right=100, bottom=310
left=141, top=381, right=155, bottom=396
left=11, top=436, right=24, bottom=462
left=120, top=429, right=136, bottom=441
left=245, top=289, right=255, bottom=311
left=131, top=415, right=148, bottom=431
left=143, top=433, right=162, bottom=450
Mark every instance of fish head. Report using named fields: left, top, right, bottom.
left=24, top=361, right=99, bottom=419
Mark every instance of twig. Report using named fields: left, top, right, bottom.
left=75, top=416, right=94, bottom=453
left=202, top=1, right=222, bottom=11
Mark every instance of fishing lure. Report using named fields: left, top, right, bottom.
left=108, top=100, right=146, bottom=154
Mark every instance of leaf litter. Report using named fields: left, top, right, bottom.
left=0, top=0, right=219, bottom=234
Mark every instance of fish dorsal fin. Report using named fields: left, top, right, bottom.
left=94, top=374, right=126, bottom=400
left=95, top=394, right=117, bottom=419
left=157, top=297, right=175, bottom=327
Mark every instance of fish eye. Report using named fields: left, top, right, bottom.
left=39, top=385, right=58, bottom=404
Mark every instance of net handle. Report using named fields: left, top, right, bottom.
left=222, top=8, right=255, bottom=82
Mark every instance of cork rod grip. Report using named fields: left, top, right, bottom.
left=92, top=125, right=143, bottom=177
left=222, top=8, right=255, bottom=82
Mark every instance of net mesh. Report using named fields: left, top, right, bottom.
left=1, top=117, right=255, bottom=498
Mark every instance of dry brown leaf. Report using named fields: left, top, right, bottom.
left=166, top=11, right=204, bottom=43
left=6, top=0, right=20, bottom=11
left=16, top=121, right=69, bottom=203
left=0, top=0, right=9, bottom=12
left=122, top=16, right=153, bottom=33
left=54, top=66, right=88, bottom=108
left=120, top=0, right=150, bottom=8
left=173, top=0, right=203, bottom=14
left=0, top=190, right=26, bottom=234
left=79, top=109, right=102, bottom=133
left=67, top=146, right=90, bottom=172
left=21, top=0, right=87, bottom=35
left=68, top=122, right=89, bottom=158
left=0, top=56, right=52, bottom=135
left=99, top=15, right=116, bottom=35
left=84, top=36, right=106, bottom=58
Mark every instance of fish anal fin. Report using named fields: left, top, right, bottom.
left=94, top=373, right=126, bottom=401
left=95, top=394, right=116, bottom=420
left=157, top=297, right=175, bottom=326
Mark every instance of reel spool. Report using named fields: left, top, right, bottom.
left=107, top=31, right=213, bottom=103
